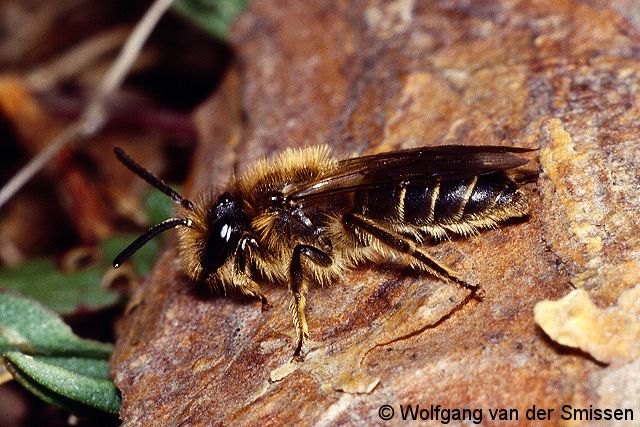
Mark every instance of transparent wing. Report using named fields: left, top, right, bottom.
left=285, top=145, right=534, bottom=202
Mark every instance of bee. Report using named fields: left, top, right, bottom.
left=113, top=144, right=533, bottom=358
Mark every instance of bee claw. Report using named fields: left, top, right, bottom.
left=291, top=345, right=306, bottom=362
left=473, top=286, right=486, bottom=300
left=261, top=297, right=272, bottom=312
left=291, top=333, right=308, bottom=361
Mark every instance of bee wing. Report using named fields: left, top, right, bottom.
left=286, top=145, right=534, bottom=201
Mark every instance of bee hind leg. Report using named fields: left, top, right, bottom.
left=289, top=244, right=332, bottom=360
left=343, top=213, right=485, bottom=299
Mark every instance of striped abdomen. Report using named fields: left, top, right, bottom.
left=355, top=171, right=526, bottom=227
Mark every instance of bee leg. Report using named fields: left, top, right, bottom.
left=289, top=244, right=332, bottom=360
left=343, top=213, right=485, bottom=299
left=261, top=295, right=272, bottom=312
left=235, top=235, right=270, bottom=311
left=237, top=280, right=271, bottom=311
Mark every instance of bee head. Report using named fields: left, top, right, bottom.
left=112, top=148, right=251, bottom=287
left=197, top=193, right=248, bottom=280
left=170, top=190, right=252, bottom=287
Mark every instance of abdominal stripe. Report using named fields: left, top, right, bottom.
left=356, top=171, right=519, bottom=226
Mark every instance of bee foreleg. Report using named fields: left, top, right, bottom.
left=235, top=279, right=270, bottom=311
left=289, top=244, right=332, bottom=359
left=343, top=213, right=485, bottom=299
left=235, top=234, right=270, bottom=311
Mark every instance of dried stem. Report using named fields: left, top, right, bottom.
left=0, top=0, right=176, bottom=209
left=26, top=27, right=131, bottom=92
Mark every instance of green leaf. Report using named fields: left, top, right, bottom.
left=0, top=229, right=165, bottom=314
left=172, top=0, right=250, bottom=39
left=0, top=174, right=172, bottom=315
left=0, top=294, right=117, bottom=414
left=0, top=292, right=112, bottom=358
left=143, top=187, right=178, bottom=227
left=0, top=258, right=118, bottom=316
left=3, top=352, right=120, bottom=414
left=34, top=356, right=111, bottom=379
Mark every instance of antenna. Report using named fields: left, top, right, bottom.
left=112, top=147, right=194, bottom=268
left=113, top=218, right=191, bottom=268
left=114, top=147, right=194, bottom=211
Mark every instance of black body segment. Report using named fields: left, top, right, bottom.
left=353, top=170, right=523, bottom=226
left=463, top=172, right=519, bottom=217
left=433, top=178, right=473, bottom=223
left=402, top=181, right=439, bottom=224
left=355, top=186, right=403, bottom=220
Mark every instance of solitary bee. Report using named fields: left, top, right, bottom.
left=113, top=144, right=533, bottom=357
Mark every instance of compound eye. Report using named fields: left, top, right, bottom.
left=203, top=220, right=237, bottom=272
left=217, top=222, right=232, bottom=243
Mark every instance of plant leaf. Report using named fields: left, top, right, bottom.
left=0, top=292, right=112, bottom=357
left=143, top=187, right=178, bottom=227
left=0, top=258, right=118, bottom=315
left=0, top=230, right=164, bottom=315
left=3, top=352, right=120, bottom=414
left=34, top=356, right=111, bottom=379
left=172, top=0, right=250, bottom=39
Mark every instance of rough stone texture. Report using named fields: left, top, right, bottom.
left=112, top=1, right=640, bottom=425
left=535, top=287, right=640, bottom=365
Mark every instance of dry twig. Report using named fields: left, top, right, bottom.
left=0, top=0, right=176, bottom=209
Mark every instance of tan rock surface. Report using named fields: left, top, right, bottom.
left=535, top=287, right=640, bottom=365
